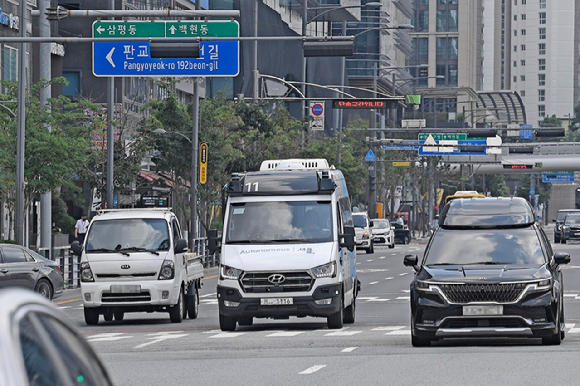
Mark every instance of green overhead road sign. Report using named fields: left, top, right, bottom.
left=93, top=20, right=239, bottom=38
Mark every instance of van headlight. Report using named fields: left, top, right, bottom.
left=80, top=262, right=94, bottom=282
left=158, top=260, right=175, bottom=280
left=311, top=262, right=336, bottom=278
left=221, top=265, right=243, bottom=280
left=362, top=231, right=370, bottom=240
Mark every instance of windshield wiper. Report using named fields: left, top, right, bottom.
left=87, top=248, right=130, bottom=256
left=464, top=261, right=511, bottom=265
left=116, top=247, right=160, bottom=255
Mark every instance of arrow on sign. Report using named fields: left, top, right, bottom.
left=96, top=26, right=105, bottom=34
left=169, top=25, right=177, bottom=34
left=106, top=47, right=116, bottom=68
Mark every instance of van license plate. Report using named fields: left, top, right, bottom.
left=110, top=285, right=141, bottom=293
left=260, top=298, right=293, bottom=306
left=463, top=305, right=503, bottom=316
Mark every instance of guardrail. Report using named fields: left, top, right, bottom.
left=190, top=237, right=220, bottom=268
left=37, top=246, right=79, bottom=289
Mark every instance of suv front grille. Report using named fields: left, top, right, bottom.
left=240, top=271, right=314, bottom=293
left=439, top=283, right=524, bottom=303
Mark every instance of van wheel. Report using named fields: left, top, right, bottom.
left=114, top=311, right=124, bottom=321
left=84, top=308, right=99, bottom=326
left=103, top=311, right=113, bottom=322
left=186, top=283, right=199, bottom=320
left=343, top=296, right=356, bottom=324
left=561, top=239, right=567, bottom=244
left=219, top=313, right=237, bottom=331
left=327, top=298, right=344, bottom=329
left=169, top=288, right=184, bottom=323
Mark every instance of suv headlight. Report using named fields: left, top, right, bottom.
left=158, top=260, right=175, bottom=280
left=221, top=265, right=243, bottom=280
left=80, top=262, right=94, bottom=282
left=557, top=224, right=562, bottom=231
left=415, top=280, right=431, bottom=290
left=311, top=262, right=336, bottom=278
left=535, top=278, right=552, bottom=290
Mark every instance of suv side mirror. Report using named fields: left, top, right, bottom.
left=71, top=240, right=82, bottom=256
left=340, top=226, right=356, bottom=252
left=554, top=252, right=571, bottom=265
left=552, top=219, right=556, bottom=223
left=207, top=229, right=221, bottom=254
left=175, top=238, right=188, bottom=254
left=403, top=254, right=418, bottom=269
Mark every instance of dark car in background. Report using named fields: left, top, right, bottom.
left=553, top=209, right=580, bottom=243
left=404, top=197, right=570, bottom=347
left=393, top=223, right=411, bottom=244
left=0, top=243, right=64, bottom=300
left=561, top=214, right=580, bottom=244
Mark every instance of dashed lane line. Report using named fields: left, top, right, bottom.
left=341, top=347, right=358, bottom=353
left=299, top=365, right=326, bottom=375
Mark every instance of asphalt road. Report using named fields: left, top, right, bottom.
left=55, top=230, right=580, bottom=386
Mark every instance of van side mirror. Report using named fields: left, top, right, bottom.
left=71, top=240, right=82, bottom=256
left=175, top=238, right=188, bottom=254
left=554, top=252, right=571, bottom=265
left=207, top=229, right=221, bottom=254
left=340, top=226, right=356, bottom=252
left=403, top=254, right=418, bottom=269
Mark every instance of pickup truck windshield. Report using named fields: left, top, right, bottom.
left=226, top=201, right=333, bottom=243
left=426, top=227, right=545, bottom=265
left=86, top=219, right=170, bottom=253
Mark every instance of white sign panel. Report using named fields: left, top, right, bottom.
left=309, top=101, right=325, bottom=131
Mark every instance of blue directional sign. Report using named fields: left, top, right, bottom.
left=542, top=172, right=575, bottom=183
left=365, top=149, right=376, bottom=162
left=418, top=139, right=489, bottom=156
left=520, top=129, right=534, bottom=139
left=381, top=145, right=420, bottom=151
left=92, top=20, right=239, bottom=77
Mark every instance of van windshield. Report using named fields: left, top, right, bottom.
left=226, top=201, right=333, bottom=243
left=352, top=215, right=367, bottom=228
left=85, top=219, right=170, bottom=253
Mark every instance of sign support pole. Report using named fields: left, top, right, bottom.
left=191, top=0, right=201, bottom=246
left=106, top=0, right=114, bottom=209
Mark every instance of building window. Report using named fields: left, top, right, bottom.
left=416, top=10, right=429, bottom=32
left=513, top=76, right=517, bottom=82
left=411, top=38, right=429, bottom=63
left=436, top=37, right=458, bottom=60
left=538, top=105, right=545, bottom=117
left=436, top=9, right=458, bottom=32
left=514, top=15, right=517, bottom=21
left=539, top=43, right=546, bottom=55
left=521, top=14, right=526, bottom=20
left=514, top=61, right=517, bottom=67
left=521, top=59, right=526, bottom=66
left=521, top=0, right=526, bottom=4
left=538, top=73, right=545, bottom=86
left=540, top=0, right=546, bottom=9
left=539, top=58, right=546, bottom=70
left=539, top=12, right=546, bottom=24
left=539, top=27, right=546, bottom=39
left=521, top=44, right=526, bottom=51
left=521, top=29, right=526, bottom=35
left=521, top=90, right=526, bottom=96
left=521, top=75, right=526, bottom=81
left=514, top=45, right=517, bottom=52
left=3, top=45, right=18, bottom=82
left=513, top=29, right=517, bottom=36
left=538, top=89, right=545, bottom=101
left=62, top=71, right=80, bottom=97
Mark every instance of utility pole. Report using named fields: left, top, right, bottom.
left=190, top=0, right=201, bottom=244
left=106, top=0, right=115, bottom=209
left=39, top=0, right=52, bottom=257
left=15, top=0, right=27, bottom=246
left=301, top=1, right=307, bottom=147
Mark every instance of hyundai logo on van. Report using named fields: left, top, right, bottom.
left=268, top=274, right=286, bottom=284
left=121, top=265, right=130, bottom=270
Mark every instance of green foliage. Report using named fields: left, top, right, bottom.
left=540, top=114, right=561, bottom=127
left=515, top=175, right=550, bottom=204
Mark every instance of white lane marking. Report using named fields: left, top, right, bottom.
left=357, top=297, right=378, bottom=300
left=386, top=330, right=411, bottom=335
left=372, top=326, right=406, bottom=331
left=267, top=331, right=306, bottom=337
left=299, top=365, right=326, bottom=375
left=134, top=332, right=188, bottom=349
left=399, top=273, right=409, bottom=276
left=391, top=253, right=397, bottom=256
left=199, top=293, right=217, bottom=298
left=88, top=333, right=133, bottom=342
left=565, top=323, right=575, bottom=329
left=385, top=277, right=394, bottom=280
left=208, top=332, right=246, bottom=339
left=200, top=299, right=218, bottom=305
left=396, top=296, right=409, bottom=300
left=401, top=289, right=410, bottom=293
left=568, top=327, right=580, bottom=334
left=369, top=281, right=379, bottom=285
left=58, top=306, right=72, bottom=310
left=379, top=256, right=386, bottom=259
left=367, top=298, right=390, bottom=302
left=202, top=329, right=223, bottom=334
left=341, top=347, right=358, bottom=353
left=366, top=259, right=374, bottom=262
left=325, top=330, right=362, bottom=336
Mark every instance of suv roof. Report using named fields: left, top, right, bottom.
left=439, top=197, right=535, bottom=228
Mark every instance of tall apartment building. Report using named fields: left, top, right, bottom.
left=482, top=0, right=578, bottom=126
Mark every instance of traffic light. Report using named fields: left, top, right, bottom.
left=369, top=175, right=376, bottom=193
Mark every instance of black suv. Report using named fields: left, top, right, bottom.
left=553, top=209, right=580, bottom=243
left=404, top=197, right=570, bottom=346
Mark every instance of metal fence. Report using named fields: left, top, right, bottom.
left=191, top=237, right=220, bottom=268
left=37, top=246, right=79, bottom=289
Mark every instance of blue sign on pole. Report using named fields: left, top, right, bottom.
left=520, top=129, right=534, bottom=139
left=93, top=41, right=239, bottom=77
left=542, top=172, right=575, bottom=183
left=365, top=149, right=376, bottom=162
left=418, top=139, right=489, bottom=156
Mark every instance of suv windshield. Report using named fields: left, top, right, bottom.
left=352, top=215, right=368, bottom=228
left=564, top=216, right=580, bottom=225
left=226, top=201, right=333, bottom=243
left=426, top=227, right=545, bottom=265
left=557, top=210, right=580, bottom=222
left=86, top=219, right=170, bottom=253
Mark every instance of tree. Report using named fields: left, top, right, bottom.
left=540, top=114, right=561, bottom=127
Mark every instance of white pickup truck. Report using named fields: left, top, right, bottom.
left=71, top=208, right=204, bottom=325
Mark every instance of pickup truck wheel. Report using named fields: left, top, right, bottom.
left=186, top=284, right=199, bottom=320
left=343, top=296, right=356, bottom=324
left=103, top=311, right=113, bottom=322
left=84, top=308, right=99, bottom=326
left=327, top=298, right=344, bottom=329
left=114, top=311, right=124, bottom=321
left=169, top=288, right=184, bottom=323
left=219, top=313, right=237, bottom=331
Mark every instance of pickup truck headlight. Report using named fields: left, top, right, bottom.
left=362, top=231, right=370, bottom=240
left=311, top=262, right=336, bottom=278
left=158, top=260, right=175, bottom=280
left=221, top=265, right=243, bottom=280
left=80, top=262, right=94, bottom=282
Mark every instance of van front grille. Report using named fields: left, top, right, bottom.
left=240, top=271, right=314, bottom=293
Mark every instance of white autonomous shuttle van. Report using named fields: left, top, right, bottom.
left=217, top=159, right=359, bottom=331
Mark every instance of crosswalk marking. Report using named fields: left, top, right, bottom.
left=341, top=347, right=358, bottom=353
left=134, top=332, right=188, bottom=349
left=88, top=333, right=133, bottom=342
left=299, top=365, right=326, bottom=375
left=199, top=293, right=217, bottom=298
left=209, top=332, right=246, bottom=339
left=267, top=331, right=306, bottom=337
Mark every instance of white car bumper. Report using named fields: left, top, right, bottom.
left=81, top=279, right=181, bottom=308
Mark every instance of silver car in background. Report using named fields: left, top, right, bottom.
left=0, top=288, right=114, bottom=386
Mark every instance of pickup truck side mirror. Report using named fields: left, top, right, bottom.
left=207, top=229, right=221, bottom=254
left=71, top=240, right=82, bottom=256
left=340, top=226, right=356, bottom=252
left=403, top=254, right=419, bottom=270
left=369, top=220, right=374, bottom=228
left=175, top=238, right=188, bottom=254
left=554, top=252, right=571, bottom=265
